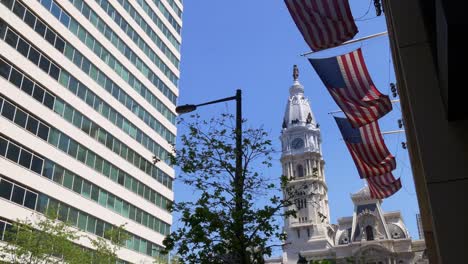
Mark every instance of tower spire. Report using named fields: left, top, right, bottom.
left=293, top=64, right=299, bottom=81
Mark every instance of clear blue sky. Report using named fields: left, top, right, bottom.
left=174, top=0, right=421, bottom=254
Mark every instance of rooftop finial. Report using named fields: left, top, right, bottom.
left=293, top=65, right=299, bottom=81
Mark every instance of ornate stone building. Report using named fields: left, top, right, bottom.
left=266, top=67, right=427, bottom=264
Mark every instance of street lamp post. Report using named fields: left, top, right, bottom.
left=175, top=89, right=246, bottom=263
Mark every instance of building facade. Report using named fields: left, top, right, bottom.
left=267, top=68, right=427, bottom=264
left=0, top=0, right=182, bottom=262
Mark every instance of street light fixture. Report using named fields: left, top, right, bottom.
left=175, top=89, right=247, bottom=263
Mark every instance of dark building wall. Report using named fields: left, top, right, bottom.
left=383, top=0, right=466, bottom=263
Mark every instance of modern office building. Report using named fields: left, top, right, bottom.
left=0, top=0, right=182, bottom=262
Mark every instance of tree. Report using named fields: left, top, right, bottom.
left=163, top=114, right=298, bottom=264
left=0, top=209, right=128, bottom=264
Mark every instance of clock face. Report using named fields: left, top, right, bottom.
left=291, top=138, right=304, bottom=149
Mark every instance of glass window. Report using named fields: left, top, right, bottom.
left=58, top=134, right=69, bottom=152
left=37, top=123, right=49, bottom=141
left=51, top=3, right=61, bottom=19
left=36, top=193, right=48, bottom=213
left=6, top=142, right=20, bottom=162
left=72, top=176, right=82, bottom=193
left=53, top=98, right=64, bottom=115
left=78, top=213, right=87, bottom=230
left=91, top=185, right=99, bottom=202
left=20, top=77, right=34, bottom=96
left=18, top=149, right=32, bottom=168
left=68, top=207, right=78, bottom=226
left=80, top=117, right=90, bottom=134
left=4, top=74, right=17, bottom=94
left=13, top=108, right=27, bottom=128
left=27, top=47, right=40, bottom=65
left=63, top=104, right=73, bottom=122
left=122, top=202, right=129, bottom=218
left=86, top=216, right=96, bottom=234
left=69, top=19, right=78, bottom=34
left=76, top=86, right=87, bottom=104
left=17, top=38, right=29, bottom=57
left=95, top=220, right=104, bottom=237
left=24, top=11, right=36, bottom=28
left=68, top=77, right=78, bottom=94
left=0, top=137, right=7, bottom=157
left=106, top=193, right=114, bottom=209
left=1, top=100, right=15, bottom=121
left=11, top=185, right=25, bottom=205
left=26, top=116, right=39, bottom=135
left=0, top=60, right=11, bottom=79
left=85, top=151, right=95, bottom=167
left=82, top=181, right=91, bottom=198
left=98, top=190, right=107, bottom=207
left=81, top=59, right=90, bottom=74
left=42, top=159, right=54, bottom=180
left=67, top=139, right=78, bottom=158
left=63, top=171, right=74, bottom=189
left=77, top=145, right=86, bottom=163
left=99, top=160, right=109, bottom=177
left=59, top=12, right=70, bottom=28
left=45, top=28, right=56, bottom=46
left=48, top=128, right=60, bottom=147
left=30, top=156, right=43, bottom=174
left=24, top=191, right=37, bottom=210
left=58, top=203, right=69, bottom=221
left=39, top=56, right=50, bottom=73
left=118, top=171, right=125, bottom=185
left=0, top=179, right=13, bottom=200
left=32, top=85, right=45, bottom=103
left=5, top=29, right=18, bottom=48
left=52, top=165, right=63, bottom=184
left=43, top=92, right=54, bottom=110
left=110, top=166, right=118, bottom=182
left=49, top=63, right=60, bottom=80
left=34, top=20, right=46, bottom=37
left=95, top=156, right=103, bottom=173
left=114, top=198, right=122, bottom=214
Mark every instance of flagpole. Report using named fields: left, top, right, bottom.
left=300, top=31, right=388, bottom=57
left=328, top=100, right=400, bottom=115
left=339, top=130, right=405, bottom=141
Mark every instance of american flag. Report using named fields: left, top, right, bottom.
left=284, top=0, right=358, bottom=51
left=310, top=48, right=392, bottom=128
left=367, top=173, right=402, bottom=199
left=335, top=117, right=396, bottom=178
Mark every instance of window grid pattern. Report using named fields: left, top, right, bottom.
left=0, top=128, right=171, bottom=235
left=133, top=0, right=181, bottom=35
left=94, top=0, right=180, bottom=52
left=0, top=28, right=174, bottom=189
left=165, top=0, right=182, bottom=19
left=0, top=70, right=173, bottom=206
left=0, top=20, right=176, bottom=152
left=36, top=0, right=179, bottom=104
left=68, top=0, right=180, bottom=88
left=0, top=90, right=173, bottom=192
left=0, top=174, right=166, bottom=258
left=12, top=0, right=178, bottom=125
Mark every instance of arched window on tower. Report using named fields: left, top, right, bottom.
left=297, top=164, right=304, bottom=177
left=366, top=225, right=374, bottom=241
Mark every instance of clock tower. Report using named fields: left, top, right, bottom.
left=280, top=66, right=333, bottom=263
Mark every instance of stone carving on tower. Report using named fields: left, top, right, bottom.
left=280, top=66, right=333, bottom=264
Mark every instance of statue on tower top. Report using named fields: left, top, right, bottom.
left=293, top=65, right=299, bottom=81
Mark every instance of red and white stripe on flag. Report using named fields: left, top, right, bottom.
left=284, top=0, right=358, bottom=51
left=310, top=48, right=393, bottom=128
left=345, top=121, right=396, bottom=178
left=332, top=49, right=393, bottom=128
left=367, top=173, right=402, bottom=199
